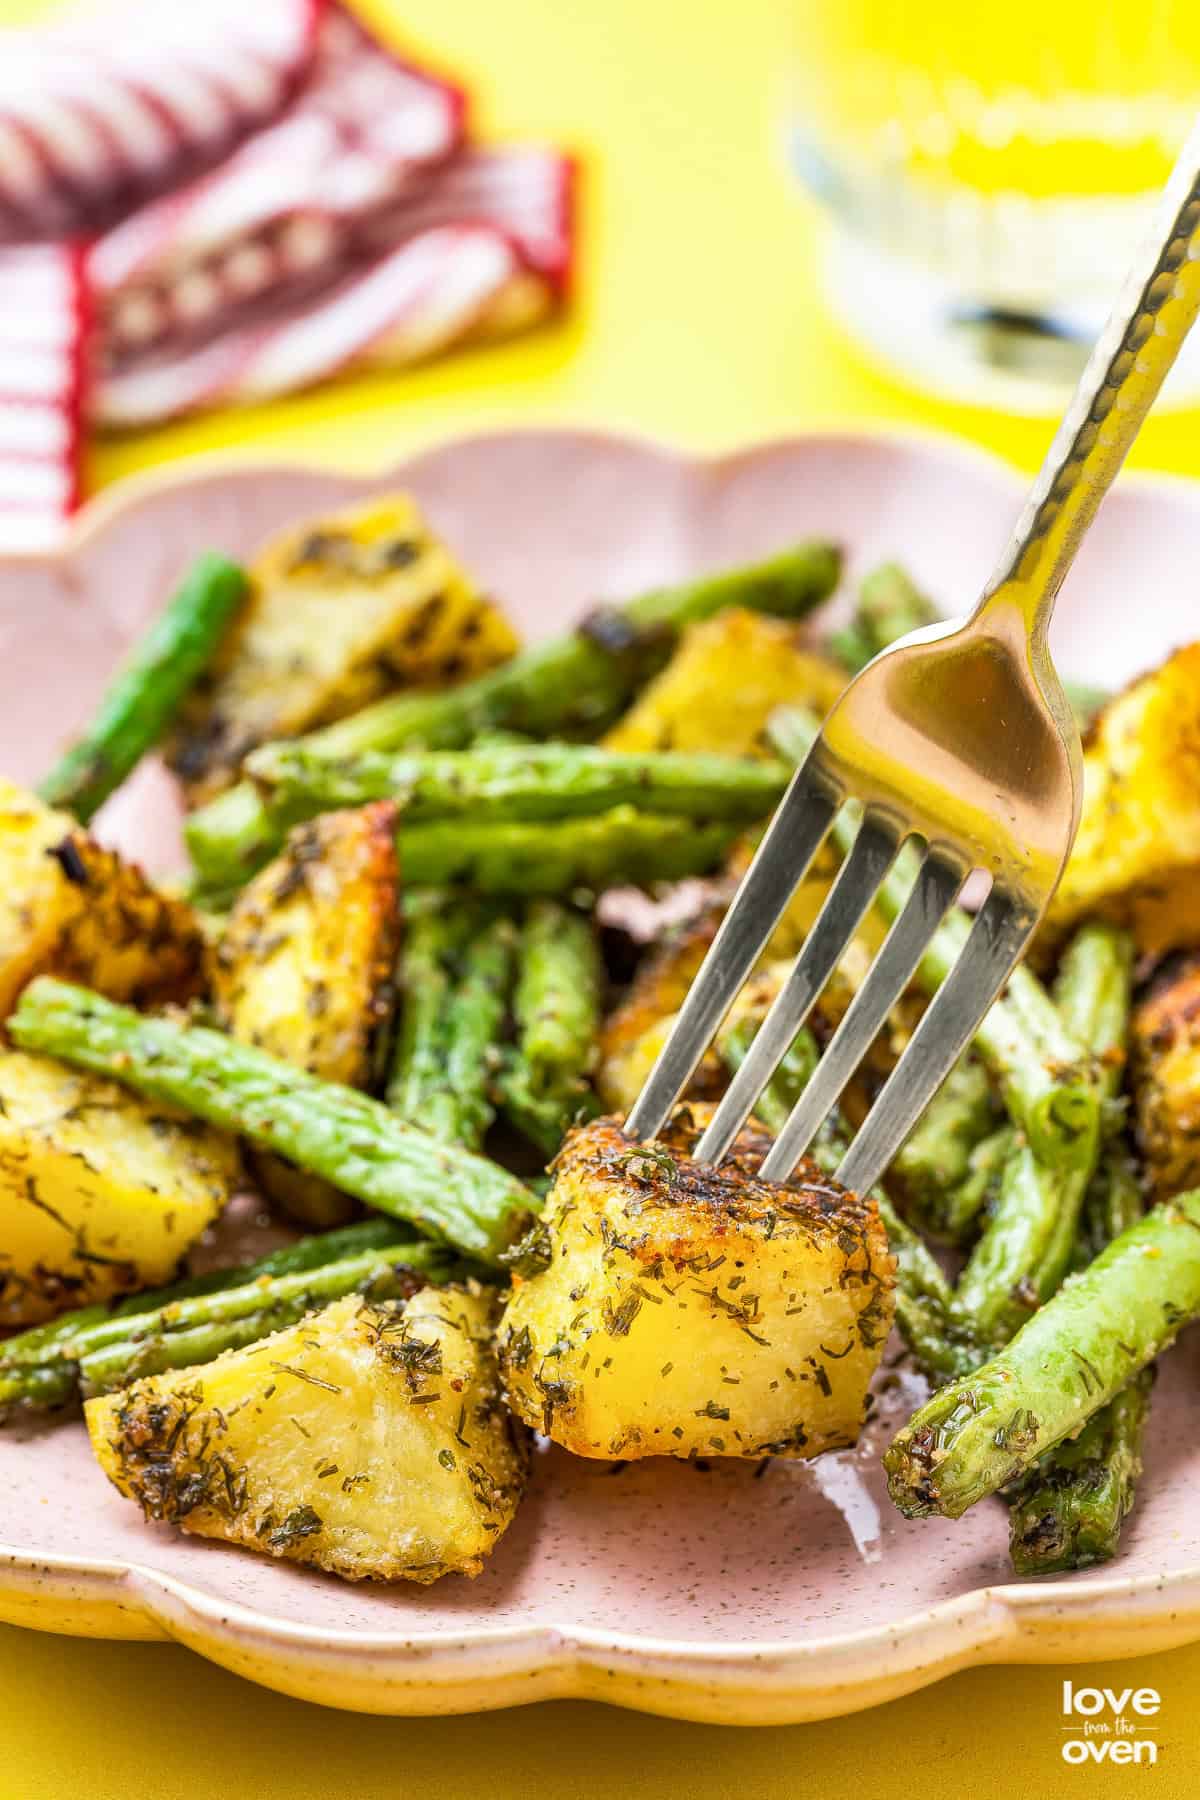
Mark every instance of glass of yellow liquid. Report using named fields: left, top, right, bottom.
left=790, top=0, right=1200, bottom=407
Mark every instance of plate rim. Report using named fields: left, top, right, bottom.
left=4, top=421, right=1200, bottom=1723
left=6, top=1534, right=1200, bottom=1722
left=31, top=418, right=1200, bottom=570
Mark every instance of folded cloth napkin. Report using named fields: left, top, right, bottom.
left=0, top=245, right=89, bottom=551
left=96, top=147, right=575, bottom=426
left=0, top=0, right=322, bottom=242
left=0, top=0, right=575, bottom=551
left=89, top=4, right=468, bottom=363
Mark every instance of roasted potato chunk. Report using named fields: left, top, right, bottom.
left=212, top=801, right=400, bottom=1082
left=499, top=1108, right=894, bottom=1460
left=1044, top=644, right=1200, bottom=953
left=86, top=1283, right=528, bottom=1583
left=597, top=902, right=726, bottom=1110
left=603, top=608, right=845, bottom=755
left=0, top=780, right=204, bottom=1020
left=212, top=801, right=401, bottom=1226
left=601, top=953, right=811, bottom=1116
left=596, top=879, right=883, bottom=1113
left=167, top=495, right=519, bottom=802
left=0, top=1049, right=239, bottom=1326
left=1132, top=952, right=1200, bottom=1200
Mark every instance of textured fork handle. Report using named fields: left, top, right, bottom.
left=978, top=118, right=1200, bottom=644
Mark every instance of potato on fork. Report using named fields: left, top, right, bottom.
left=500, top=1107, right=893, bottom=1461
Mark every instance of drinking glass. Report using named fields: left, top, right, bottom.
left=789, top=0, right=1200, bottom=408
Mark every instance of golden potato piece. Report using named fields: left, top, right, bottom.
left=0, top=780, right=204, bottom=1020
left=0, top=1049, right=239, bottom=1326
left=596, top=880, right=885, bottom=1115
left=597, top=901, right=726, bottom=1110
left=499, top=1108, right=894, bottom=1461
left=212, top=800, right=400, bottom=1082
left=604, top=608, right=845, bottom=755
left=1044, top=644, right=1200, bottom=953
left=719, top=839, right=922, bottom=1110
left=604, top=957, right=813, bottom=1117
left=211, top=800, right=401, bottom=1226
left=86, top=1284, right=528, bottom=1583
left=1132, top=953, right=1200, bottom=1201
left=167, top=495, right=520, bottom=802
left=211, top=800, right=400, bottom=1226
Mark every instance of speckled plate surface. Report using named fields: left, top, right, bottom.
left=2, top=427, right=1200, bottom=1725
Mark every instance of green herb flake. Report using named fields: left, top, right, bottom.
left=613, top=1144, right=677, bottom=1183
left=499, top=1220, right=554, bottom=1278
left=602, top=1291, right=643, bottom=1338
left=266, top=1504, right=323, bottom=1550
left=270, top=1361, right=342, bottom=1394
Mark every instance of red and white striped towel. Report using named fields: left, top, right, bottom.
left=0, top=0, right=322, bottom=243
left=365, top=142, right=574, bottom=293
left=0, top=245, right=89, bottom=552
left=0, top=0, right=576, bottom=550
left=96, top=148, right=576, bottom=426
left=90, top=4, right=467, bottom=362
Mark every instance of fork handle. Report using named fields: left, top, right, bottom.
left=978, top=119, right=1200, bottom=644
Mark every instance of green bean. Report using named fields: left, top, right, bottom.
left=885, top=1191, right=1200, bottom=1519
left=11, top=980, right=534, bottom=1265
left=389, top=904, right=517, bottom=1150
left=501, top=902, right=602, bottom=1154
left=893, top=1054, right=998, bottom=1242
left=1007, top=1146, right=1150, bottom=1573
left=952, top=923, right=1132, bottom=1346
left=828, top=562, right=940, bottom=673
left=0, top=1218, right=422, bottom=1414
left=39, top=553, right=246, bottom=822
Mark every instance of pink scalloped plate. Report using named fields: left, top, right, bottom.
left=2, top=427, right=1200, bottom=1726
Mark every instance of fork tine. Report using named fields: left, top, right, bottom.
left=692, top=812, right=905, bottom=1166
left=758, top=846, right=967, bottom=1183
left=832, top=884, right=1039, bottom=1198
left=623, top=761, right=838, bottom=1143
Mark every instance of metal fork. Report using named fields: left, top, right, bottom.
left=625, top=125, right=1200, bottom=1195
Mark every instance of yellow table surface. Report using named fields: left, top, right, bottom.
left=4, top=0, right=1200, bottom=1792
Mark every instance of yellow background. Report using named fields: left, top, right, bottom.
left=3, top=0, right=1200, bottom=1791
